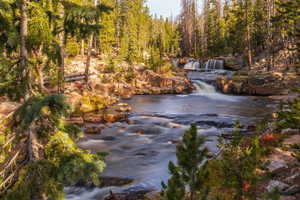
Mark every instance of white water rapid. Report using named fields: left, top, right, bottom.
left=192, top=80, right=237, bottom=102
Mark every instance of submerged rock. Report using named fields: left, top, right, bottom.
left=103, top=186, right=152, bottom=200
left=99, top=177, right=134, bottom=188
left=75, top=177, right=134, bottom=188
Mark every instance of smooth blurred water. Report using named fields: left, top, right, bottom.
left=66, top=71, right=273, bottom=200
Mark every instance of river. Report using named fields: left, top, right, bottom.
left=66, top=71, right=274, bottom=200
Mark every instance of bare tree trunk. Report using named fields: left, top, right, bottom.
left=81, top=40, right=85, bottom=57
left=20, top=0, right=29, bottom=100
left=245, top=0, right=252, bottom=70
left=266, top=0, right=275, bottom=71
left=85, top=0, right=98, bottom=85
left=193, top=0, right=197, bottom=57
left=58, top=8, right=66, bottom=94
left=28, top=126, right=39, bottom=162
left=85, top=35, right=93, bottom=84
left=59, top=35, right=65, bottom=93
left=34, top=46, right=47, bottom=93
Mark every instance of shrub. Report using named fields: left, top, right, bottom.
left=66, top=39, right=80, bottom=57
left=278, top=96, right=300, bottom=130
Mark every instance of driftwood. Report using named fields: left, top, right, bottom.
left=44, top=73, right=96, bottom=84
left=64, top=73, right=96, bottom=82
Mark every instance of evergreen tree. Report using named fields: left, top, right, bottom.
left=161, top=124, right=209, bottom=200
left=0, top=95, right=105, bottom=199
left=218, top=124, right=265, bottom=200
left=275, top=0, right=300, bottom=69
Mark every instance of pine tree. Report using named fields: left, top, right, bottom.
left=0, top=95, right=105, bottom=199
left=218, top=123, right=265, bottom=200
left=275, top=0, right=300, bottom=70
left=161, top=124, right=209, bottom=200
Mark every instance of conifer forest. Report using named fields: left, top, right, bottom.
left=0, top=0, right=299, bottom=199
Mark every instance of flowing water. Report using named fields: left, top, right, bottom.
left=66, top=71, right=274, bottom=200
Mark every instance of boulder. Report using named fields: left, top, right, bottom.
left=84, top=113, right=104, bottom=123
left=0, top=102, right=18, bottom=115
left=92, top=83, right=115, bottom=97
left=281, top=129, right=299, bottom=135
left=67, top=117, right=84, bottom=126
left=266, top=180, right=289, bottom=193
left=137, top=70, right=193, bottom=95
left=218, top=56, right=244, bottom=71
left=84, top=124, right=106, bottom=134
left=281, top=185, right=300, bottom=195
left=112, top=103, right=132, bottom=112
left=103, top=109, right=128, bottom=123
left=267, top=160, right=288, bottom=173
left=279, top=196, right=297, bottom=200
left=119, top=88, right=134, bottom=99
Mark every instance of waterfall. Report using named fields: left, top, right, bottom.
left=203, top=59, right=224, bottom=70
left=183, top=59, right=225, bottom=71
left=193, top=80, right=216, bottom=94
left=191, top=80, right=237, bottom=102
left=184, top=60, right=200, bottom=70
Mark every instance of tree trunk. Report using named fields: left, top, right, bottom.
left=85, top=35, right=93, bottom=84
left=28, top=127, right=39, bottom=162
left=81, top=40, right=85, bottom=57
left=245, top=0, right=252, bottom=70
left=84, top=0, right=98, bottom=85
left=20, top=0, right=29, bottom=100
left=58, top=8, right=66, bottom=94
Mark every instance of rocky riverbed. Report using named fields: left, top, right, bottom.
left=64, top=70, right=277, bottom=200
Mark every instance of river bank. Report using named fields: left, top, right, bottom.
left=0, top=57, right=298, bottom=200
left=64, top=68, right=282, bottom=200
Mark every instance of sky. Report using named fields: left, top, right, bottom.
left=146, top=0, right=181, bottom=18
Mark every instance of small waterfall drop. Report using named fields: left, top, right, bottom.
left=193, top=80, right=216, bottom=94
left=184, top=61, right=200, bottom=70
left=203, top=59, right=224, bottom=70
left=191, top=80, right=237, bottom=102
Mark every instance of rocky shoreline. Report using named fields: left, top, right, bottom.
left=61, top=58, right=195, bottom=134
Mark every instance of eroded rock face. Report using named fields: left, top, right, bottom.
left=217, top=56, right=244, bottom=71
left=134, top=70, right=194, bottom=95
left=216, top=73, right=289, bottom=96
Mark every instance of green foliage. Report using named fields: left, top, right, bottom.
left=148, top=46, right=164, bottom=72
left=161, top=124, right=209, bottom=200
left=11, top=94, right=69, bottom=132
left=217, top=123, right=266, bottom=200
left=124, top=67, right=135, bottom=83
left=77, top=92, right=109, bottom=114
left=63, top=1, right=112, bottom=39
left=66, top=38, right=80, bottom=57
left=104, top=58, right=115, bottom=73
left=0, top=58, right=31, bottom=101
left=1, top=95, right=105, bottom=199
left=278, top=97, right=300, bottom=129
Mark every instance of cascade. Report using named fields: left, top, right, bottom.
left=203, top=59, right=224, bottom=70
left=193, top=80, right=216, bottom=94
